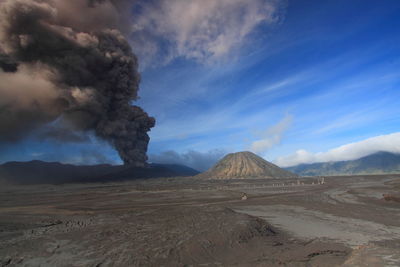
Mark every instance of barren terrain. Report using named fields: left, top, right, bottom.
left=1, top=175, right=400, bottom=266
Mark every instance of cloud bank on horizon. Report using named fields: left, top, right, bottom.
left=275, top=133, right=400, bottom=167
left=149, top=149, right=226, bottom=172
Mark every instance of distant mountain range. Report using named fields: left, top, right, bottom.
left=3, top=151, right=399, bottom=184
left=285, top=152, right=400, bottom=176
left=0, top=160, right=199, bottom=185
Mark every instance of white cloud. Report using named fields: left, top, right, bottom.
left=131, top=0, right=285, bottom=65
left=30, top=152, right=44, bottom=157
left=149, top=149, right=226, bottom=171
left=275, top=132, right=400, bottom=167
left=250, top=114, right=292, bottom=153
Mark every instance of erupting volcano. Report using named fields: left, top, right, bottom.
left=0, top=0, right=155, bottom=166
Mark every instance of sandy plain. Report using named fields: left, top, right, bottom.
left=0, top=175, right=400, bottom=266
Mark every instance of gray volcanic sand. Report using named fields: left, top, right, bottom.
left=0, top=175, right=399, bottom=266
left=234, top=204, right=400, bottom=246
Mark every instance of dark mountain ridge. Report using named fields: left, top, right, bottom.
left=0, top=160, right=199, bottom=185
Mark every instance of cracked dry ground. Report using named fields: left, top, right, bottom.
left=3, top=177, right=396, bottom=266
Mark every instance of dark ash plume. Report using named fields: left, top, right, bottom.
left=0, top=0, right=155, bottom=166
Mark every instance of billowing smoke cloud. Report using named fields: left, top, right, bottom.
left=0, top=0, right=155, bottom=166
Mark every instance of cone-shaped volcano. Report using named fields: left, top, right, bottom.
left=199, top=151, right=297, bottom=179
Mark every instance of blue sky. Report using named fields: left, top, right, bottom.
left=1, top=0, right=400, bottom=170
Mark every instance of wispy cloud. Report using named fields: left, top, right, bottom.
left=61, top=150, right=118, bottom=165
left=137, top=6, right=400, bottom=162
left=275, top=132, right=400, bottom=167
left=146, top=55, right=400, bottom=151
left=131, top=0, right=285, bottom=66
left=250, top=114, right=292, bottom=153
